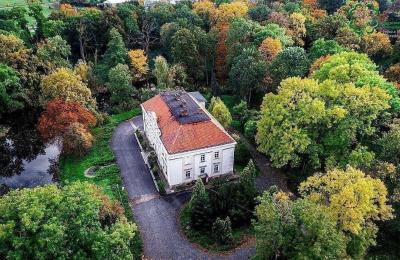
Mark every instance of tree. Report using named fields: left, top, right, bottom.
left=377, top=119, right=400, bottom=165
left=258, top=37, right=282, bottom=64
left=152, top=55, right=174, bottom=89
left=254, top=23, right=293, bottom=47
left=256, top=77, right=390, bottom=169
left=318, top=0, right=345, bottom=13
left=308, top=38, right=344, bottom=61
left=210, top=97, right=232, bottom=128
left=171, top=28, right=203, bottom=80
left=0, top=63, right=24, bottom=116
left=213, top=1, right=248, bottom=25
left=229, top=47, right=266, bottom=103
left=248, top=5, right=271, bottom=23
left=0, top=182, right=138, bottom=259
left=128, top=49, right=149, bottom=82
left=107, top=64, right=135, bottom=112
left=254, top=189, right=347, bottom=259
left=239, top=159, right=257, bottom=202
left=362, top=32, right=392, bottom=58
left=41, top=68, right=95, bottom=109
left=335, top=26, right=361, bottom=50
left=215, top=23, right=229, bottom=83
left=268, top=47, right=309, bottom=89
left=36, top=35, right=71, bottom=70
left=37, top=98, right=96, bottom=142
left=289, top=12, right=306, bottom=46
left=99, top=27, right=128, bottom=82
left=189, top=180, right=212, bottom=229
left=212, top=217, right=234, bottom=245
left=62, top=122, right=94, bottom=155
left=312, top=51, right=400, bottom=113
left=385, top=63, right=400, bottom=85
left=299, top=167, right=393, bottom=257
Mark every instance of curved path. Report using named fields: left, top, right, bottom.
left=111, top=117, right=255, bottom=260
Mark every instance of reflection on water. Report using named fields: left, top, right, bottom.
left=0, top=109, right=61, bottom=189
left=0, top=143, right=60, bottom=188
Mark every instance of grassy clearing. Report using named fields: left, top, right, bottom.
left=180, top=204, right=253, bottom=252
left=59, top=108, right=142, bottom=259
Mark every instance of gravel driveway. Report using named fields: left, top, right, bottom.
left=111, top=117, right=255, bottom=259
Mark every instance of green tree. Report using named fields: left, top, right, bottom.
left=239, top=159, right=257, bottom=202
left=312, top=51, right=400, bottom=113
left=212, top=217, right=234, bottom=245
left=229, top=47, right=266, bottom=103
left=254, top=23, right=293, bottom=47
left=0, top=182, right=138, bottom=259
left=308, top=38, right=344, bottom=61
left=37, top=35, right=71, bottom=70
left=0, top=63, right=24, bottom=117
left=107, top=64, right=135, bottom=112
left=210, top=97, right=232, bottom=128
left=256, top=77, right=390, bottom=169
left=171, top=28, right=203, bottom=80
left=254, top=189, right=347, bottom=259
left=318, top=0, right=346, bottom=13
left=268, top=47, right=309, bottom=89
left=377, top=119, right=400, bottom=165
left=97, top=28, right=128, bottom=82
left=189, top=179, right=212, bottom=230
left=152, top=55, right=174, bottom=89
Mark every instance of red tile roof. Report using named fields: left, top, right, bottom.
left=142, top=94, right=235, bottom=154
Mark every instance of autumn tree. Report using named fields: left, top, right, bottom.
left=215, top=23, right=229, bottom=83
left=256, top=77, right=390, bottom=169
left=362, top=32, right=392, bottom=58
left=385, top=63, right=400, bottom=85
left=318, top=0, right=345, bottom=13
left=229, top=47, right=266, bottom=103
left=107, top=64, right=135, bottom=112
left=213, top=1, right=248, bottom=25
left=335, top=26, right=362, bottom=50
left=0, top=63, right=24, bottom=117
left=36, top=35, right=71, bottom=70
left=62, top=122, right=94, bottom=155
left=210, top=96, right=232, bottom=128
left=37, top=98, right=96, bottom=142
left=41, top=68, right=95, bottom=109
left=299, top=167, right=393, bottom=258
left=258, top=37, right=282, bottom=64
left=254, top=189, right=347, bottom=259
left=289, top=12, right=306, bottom=46
left=73, top=60, right=90, bottom=83
left=0, top=182, right=138, bottom=259
left=128, top=49, right=149, bottom=82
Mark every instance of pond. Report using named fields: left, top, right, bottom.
left=0, top=110, right=61, bottom=190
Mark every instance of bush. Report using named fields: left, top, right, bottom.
left=212, top=217, right=234, bottom=245
left=157, top=180, right=166, bottom=195
left=234, top=139, right=251, bottom=166
left=244, top=120, right=257, bottom=143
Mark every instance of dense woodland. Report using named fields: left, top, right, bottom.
left=1, top=0, right=400, bottom=259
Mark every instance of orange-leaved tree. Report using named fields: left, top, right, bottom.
left=37, top=97, right=96, bottom=142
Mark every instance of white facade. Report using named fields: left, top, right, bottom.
left=141, top=98, right=236, bottom=187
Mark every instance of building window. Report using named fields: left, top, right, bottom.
left=213, top=163, right=220, bottom=173
left=185, top=169, right=191, bottom=179
left=200, top=154, right=205, bottom=162
left=200, top=166, right=206, bottom=174
left=214, top=151, right=219, bottom=159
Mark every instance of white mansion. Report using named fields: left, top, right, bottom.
left=141, top=91, right=236, bottom=187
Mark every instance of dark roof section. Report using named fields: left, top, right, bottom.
left=160, top=91, right=210, bottom=124
left=189, top=91, right=207, bottom=103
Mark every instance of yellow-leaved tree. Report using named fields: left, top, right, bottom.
left=299, top=167, right=393, bottom=235
left=41, top=68, right=95, bottom=109
left=258, top=37, right=282, bottom=64
left=128, top=49, right=149, bottom=81
left=209, top=96, right=232, bottom=128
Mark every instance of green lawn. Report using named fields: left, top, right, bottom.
left=180, top=204, right=254, bottom=252
left=0, top=0, right=55, bottom=23
left=59, top=108, right=142, bottom=259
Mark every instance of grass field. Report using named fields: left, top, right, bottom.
left=59, top=108, right=143, bottom=259
left=0, top=0, right=55, bottom=20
